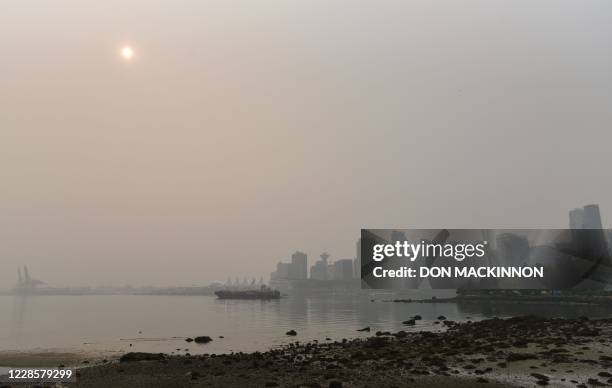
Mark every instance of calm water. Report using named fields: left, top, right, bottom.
left=2, top=291, right=612, bottom=355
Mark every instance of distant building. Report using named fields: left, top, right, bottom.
left=584, top=204, right=603, bottom=229
left=332, top=259, right=354, bottom=280
left=354, top=238, right=361, bottom=279
left=290, top=251, right=308, bottom=279
left=270, top=251, right=308, bottom=280
left=570, top=204, right=603, bottom=229
left=310, top=252, right=329, bottom=280
left=352, top=258, right=359, bottom=279
left=270, top=262, right=291, bottom=280
left=569, top=208, right=585, bottom=229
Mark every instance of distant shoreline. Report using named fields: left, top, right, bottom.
left=0, top=287, right=220, bottom=297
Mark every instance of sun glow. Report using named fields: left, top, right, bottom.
left=121, top=46, right=134, bottom=61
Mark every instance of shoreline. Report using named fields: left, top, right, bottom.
left=0, top=349, right=120, bottom=368
left=24, top=316, right=611, bottom=387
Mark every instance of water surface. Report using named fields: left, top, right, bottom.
left=1, top=291, right=611, bottom=355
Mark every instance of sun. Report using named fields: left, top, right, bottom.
left=121, top=46, right=135, bottom=61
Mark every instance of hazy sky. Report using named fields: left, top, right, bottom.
left=1, top=0, right=612, bottom=287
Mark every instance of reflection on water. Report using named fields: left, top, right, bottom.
left=1, top=292, right=611, bottom=355
left=455, top=300, right=612, bottom=318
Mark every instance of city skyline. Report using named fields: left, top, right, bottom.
left=7, top=203, right=609, bottom=290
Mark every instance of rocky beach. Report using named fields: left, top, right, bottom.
left=3, top=316, right=609, bottom=388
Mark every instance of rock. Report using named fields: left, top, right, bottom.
left=437, top=315, right=446, bottom=320
left=413, top=315, right=422, bottom=320
left=185, top=338, right=194, bottom=342
left=587, top=378, right=605, bottom=386
left=365, top=337, right=388, bottom=349
left=286, top=330, right=297, bottom=336
left=265, top=382, right=279, bottom=387
left=513, top=339, right=528, bottom=348
left=403, top=319, right=416, bottom=325
left=329, top=381, right=343, bottom=388
left=577, top=328, right=599, bottom=336
left=507, top=353, right=538, bottom=362
left=119, top=352, right=165, bottom=362
left=189, top=371, right=201, bottom=380
left=357, top=327, right=370, bottom=332
left=194, top=336, right=213, bottom=344
left=531, top=373, right=550, bottom=381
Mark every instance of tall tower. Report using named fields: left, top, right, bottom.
left=320, top=252, right=329, bottom=265
left=354, top=239, right=361, bottom=279
left=569, top=208, right=585, bottom=229
left=583, top=204, right=603, bottom=229
left=291, top=251, right=308, bottom=279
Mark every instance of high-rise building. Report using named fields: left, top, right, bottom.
left=569, top=208, right=584, bottom=229
left=270, top=251, right=308, bottom=280
left=353, top=239, right=361, bottom=279
left=270, top=262, right=291, bottom=280
left=583, top=204, right=603, bottom=229
left=332, top=259, right=354, bottom=280
left=310, top=253, right=329, bottom=280
left=570, top=204, right=603, bottom=229
left=290, top=251, right=308, bottom=279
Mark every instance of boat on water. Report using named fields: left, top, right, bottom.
left=214, top=285, right=281, bottom=300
